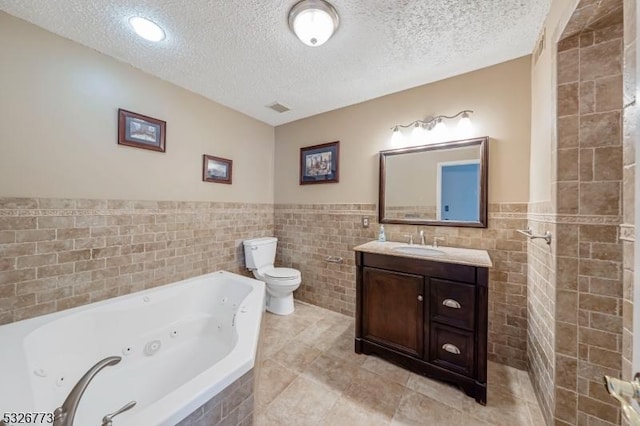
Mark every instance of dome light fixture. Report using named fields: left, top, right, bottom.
left=129, top=16, right=165, bottom=42
left=288, top=0, right=340, bottom=47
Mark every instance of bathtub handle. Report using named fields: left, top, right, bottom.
left=102, top=400, right=137, bottom=426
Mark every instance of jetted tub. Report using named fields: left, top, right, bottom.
left=0, top=271, right=265, bottom=426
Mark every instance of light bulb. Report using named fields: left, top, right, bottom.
left=289, top=0, right=339, bottom=47
left=129, top=17, right=165, bottom=42
left=293, top=9, right=334, bottom=46
left=457, top=112, right=473, bottom=138
left=432, top=119, right=448, bottom=142
left=411, top=123, right=424, bottom=144
left=391, top=126, right=403, bottom=146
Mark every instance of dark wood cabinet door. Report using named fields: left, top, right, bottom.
left=362, top=267, right=424, bottom=357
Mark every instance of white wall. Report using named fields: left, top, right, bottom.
left=274, top=56, right=532, bottom=205
left=0, top=12, right=275, bottom=203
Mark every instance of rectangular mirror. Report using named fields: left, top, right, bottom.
left=379, top=137, right=488, bottom=227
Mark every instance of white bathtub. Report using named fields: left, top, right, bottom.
left=0, top=271, right=265, bottom=426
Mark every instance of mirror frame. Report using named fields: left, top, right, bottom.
left=379, top=136, right=489, bottom=228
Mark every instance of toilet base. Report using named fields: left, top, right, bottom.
left=266, top=293, right=295, bottom=315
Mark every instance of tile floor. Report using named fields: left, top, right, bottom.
left=254, top=301, right=545, bottom=426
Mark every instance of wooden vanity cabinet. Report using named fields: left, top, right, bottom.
left=355, top=251, right=488, bottom=405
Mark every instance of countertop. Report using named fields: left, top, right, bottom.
left=353, top=240, right=493, bottom=268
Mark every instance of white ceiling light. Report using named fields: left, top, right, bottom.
left=288, top=0, right=339, bottom=47
left=129, top=16, right=165, bottom=42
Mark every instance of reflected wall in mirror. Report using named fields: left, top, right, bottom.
left=379, top=137, right=488, bottom=227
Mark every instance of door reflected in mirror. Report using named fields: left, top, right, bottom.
left=379, top=137, right=488, bottom=227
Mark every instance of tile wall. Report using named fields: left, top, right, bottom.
left=555, top=18, right=624, bottom=426
left=0, top=198, right=274, bottom=325
left=621, top=0, right=636, bottom=392
left=274, top=202, right=530, bottom=370
left=526, top=201, right=556, bottom=425
left=176, top=370, right=254, bottom=426
left=0, top=197, right=532, bottom=371
left=527, top=5, right=628, bottom=424
left=385, top=205, right=437, bottom=220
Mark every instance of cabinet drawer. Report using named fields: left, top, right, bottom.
left=430, top=279, right=475, bottom=330
left=429, top=323, right=475, bottom=376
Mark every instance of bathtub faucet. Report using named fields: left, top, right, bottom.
left=53, top=356, right=122, bottom=426
left=101, top=400, right=137, bottom=426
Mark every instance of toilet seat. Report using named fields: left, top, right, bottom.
left=264, top=267, right=301, bottom=282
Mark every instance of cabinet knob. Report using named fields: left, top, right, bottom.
left=442, top=299, right=461, bottom=309
left=417, top=295, right=423, bottom=302
left=442, top=343, right=461, bottom=355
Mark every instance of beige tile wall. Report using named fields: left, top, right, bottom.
left=176, top=369, right=254, bottom=426
left=552, top=15, right=624, bottom=426
left=274, top=202, right=530, bottom=370
left=526, top=202, right=556, bottom=425
left=1, top=197, right=531, bottom=370
left=385, top=205, right=437, bottom=220
left=0, top=198, right=274, bottom=325
left=621, top=0, right=636, bottom=392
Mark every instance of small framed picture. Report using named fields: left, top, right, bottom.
left=203, top=155, right=233, bottom=184
left=118, top=109, right=166, bottom=152
left=300, top=141, right=340, bottom=185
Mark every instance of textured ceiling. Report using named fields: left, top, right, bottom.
left=0, top=0, right=550, bottom=126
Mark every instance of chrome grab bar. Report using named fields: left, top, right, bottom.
left=604, top=374, right=640, bottom=426
left=516, top=227, right=552, bottom=245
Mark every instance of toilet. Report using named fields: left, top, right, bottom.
left=243, top=237, right=301, bottom=315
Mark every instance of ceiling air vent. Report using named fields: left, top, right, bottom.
left=267, top=102, right=290, bottom=113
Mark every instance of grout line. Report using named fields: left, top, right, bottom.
left=258, top=302, right=544, bottom=425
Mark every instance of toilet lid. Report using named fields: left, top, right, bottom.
left=264, top=268, right=300, bottom=279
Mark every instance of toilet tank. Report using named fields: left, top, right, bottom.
left=243, top=237, right=277, bottom=270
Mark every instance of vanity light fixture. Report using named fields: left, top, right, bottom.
left=390, top=110, right=474, bottom=145
left=288, top=0, right=340, bottom=47
left=129, top=16, right=165, bottom=42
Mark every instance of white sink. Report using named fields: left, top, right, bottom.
left=392, top=245, right=446, bottom=257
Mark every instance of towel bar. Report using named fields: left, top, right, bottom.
left=516, top=227, right=552, bottom=245
left=604, top=375, right=640, bottom=426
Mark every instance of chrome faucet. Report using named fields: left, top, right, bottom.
left=432, top=237, right=445, bottom=248
left=419, top=230, right=426, bottom=245
left=53, top=356, right=121, bottom=426
left=404, top=234, right=413, bottom=245
left=102, top=401, right=137, bottom=426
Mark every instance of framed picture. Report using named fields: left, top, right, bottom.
left=300, top=141, right=340, bottom=185
left=203, top=155, right=233, bottom=184
left=118, top=109, right=166, bottom=152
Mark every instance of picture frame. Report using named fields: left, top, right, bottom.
left=299, top=141, right=340, bottom=185
left=118, top=109, right=166, bottom=152
left=203, top=155, right=233, bottom=184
